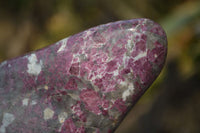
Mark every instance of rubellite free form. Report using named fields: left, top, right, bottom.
left=0, top=18, right=167, bottom=133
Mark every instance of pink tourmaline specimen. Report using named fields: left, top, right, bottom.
left=0, top=18, right=167, bottom=133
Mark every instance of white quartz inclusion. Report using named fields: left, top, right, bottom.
left=122, top=82, right=135, bottom=101
left=134, top=51, right=147, bottom=61
left=57, top=38, right=68, bottom=53
left=0, top=113, right=15, bottom=133
left=22, top=98, right=29, bottom=106
left=43, top=108, right=54, bottom=120
left=58, top=112, right=68, bottom=123
left=27, top=54, right=43, bottom=76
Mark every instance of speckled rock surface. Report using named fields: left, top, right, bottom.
left=0, top=18, right=167, bottom=133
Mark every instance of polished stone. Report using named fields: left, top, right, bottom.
left=0, top=18, right=167, bottom=133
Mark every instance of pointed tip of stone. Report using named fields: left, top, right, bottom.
left=103, top=18, right=168, bottom=93
left=127, top=18, right=168, bottom=83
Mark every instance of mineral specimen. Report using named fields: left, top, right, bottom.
left=0, top=18, right=167, bottom=133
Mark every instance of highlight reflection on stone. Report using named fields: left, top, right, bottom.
left=0, top=18, right=167, bottom=133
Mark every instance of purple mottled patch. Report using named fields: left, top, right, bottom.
left=0, top=18, right=167, bottom=133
